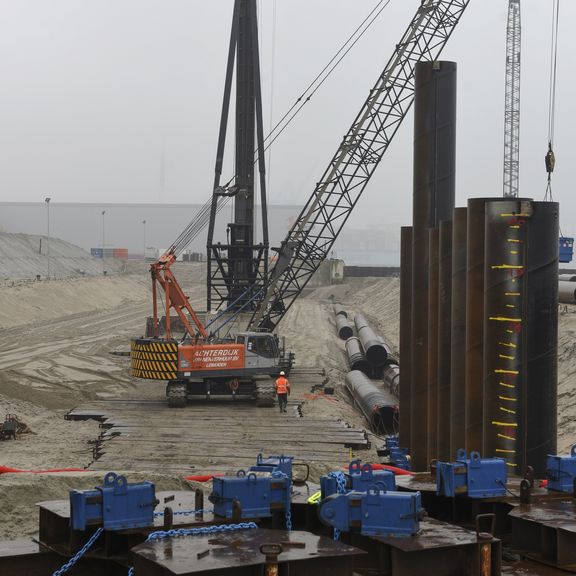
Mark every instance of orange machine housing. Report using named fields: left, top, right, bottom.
left=179, top=344, right=245, bottom=372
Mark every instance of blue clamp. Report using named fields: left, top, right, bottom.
left=318, top=485, right=423, bottom=537
left=436, top=450, right=507, bottom=499
left=547, top=445, right=576, bottom=493
left=70, top=472, right=156, bottom=531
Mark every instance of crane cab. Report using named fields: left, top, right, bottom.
left=236, top=332, right=280, bottom=370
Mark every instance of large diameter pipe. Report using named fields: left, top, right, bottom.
left=354, top=314, right=388, bottom=367
left=559, top=281, right=576, bottom=303
left=333, top=303, right=348, bottom=318
left=345, top=370, right=398, bottom=435
left=345, top=337, right=370, bottom=374
left=411, top=61, right=457, bottom=471
left=525, top=202, right=559, bottom=476
left=437, top=220, right=453, bottom=462
left=335, top=314, right=353, bottom=340
left=399, top=226, right=413, bottom=447
left=483, top=199, right=528, bottom=471
left=383, top=363, right=400, bottom=398
left=450, top=207, right=467, bottom=458
left=465, top=198, right=493, bottom=454
left=427, top=228, right=440, bottom=463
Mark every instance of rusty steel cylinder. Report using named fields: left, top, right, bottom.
left=437, top=219, right=453, bottom=462
left=465, top=198, right=493, bottom=454
left=450, top=207, right=467, bottom=458
left=427, top=228, right=440, bottom=463
left=411, top=61, right=457, bottom=470
left=399, top=226, right=413, bottom=447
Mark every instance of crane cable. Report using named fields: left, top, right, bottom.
left=544, top=0, right=560, bottom=202
left=170, top=0, right=392, bottom=257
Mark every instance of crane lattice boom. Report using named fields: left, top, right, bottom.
left=503, top=0, right=521, bottom=198
left=249, top=0, right=471, bottom=332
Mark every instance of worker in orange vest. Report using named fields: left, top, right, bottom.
left=275, top=371, right=290, bottom=413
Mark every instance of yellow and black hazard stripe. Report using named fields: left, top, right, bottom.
left=130, top=339, right=179, bottom=381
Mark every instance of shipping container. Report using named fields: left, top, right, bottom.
left=113, top=248, right=129, bottom=259
left=90, top=248, right=103, bottom=258
left=103, top=248, right=114, bottom=258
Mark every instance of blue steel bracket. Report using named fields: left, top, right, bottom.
left=436, top=450, right=507, bottom=499
left=546, top=445, right=576, bottom=493
left=318, top=486, right=423, bottom=537
left=210, top=469, right=290, bottom=519
left=321, top=461, right=396, bottom=499
left=383, top=437, right=412, bottom=470
left=250, top=454, right=293, bottom=479
left=70, top=472, right=156, bottom=531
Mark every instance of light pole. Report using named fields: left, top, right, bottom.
left=101, top=210, right=106, bottom=274
left=45, top=197, right=51, bottom=278
left=142, top=219, right=147, bottom=260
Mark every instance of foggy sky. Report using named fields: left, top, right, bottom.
left=0, top=1, right=574, bottom=236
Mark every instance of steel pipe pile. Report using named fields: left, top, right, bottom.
left=333, top=303, right=347, bottom=318
left=354, top=314, right=388, bottom=367
left=559, top=281, right=576, bottom=303
left=450, top=207, right=467, bottom=458
left=411, top=61, right=457, bottom=470
left=481, top=199, right=558, bottom=476
left=345, top=337, right=370, bottom=374
left=437, top=220, right=453, bottom=462
left=399, top=227, right=413, bottom=446
left=345, top=370, right=398, bottom=435
left=382, top=363, right=400, bottom=398
left=335, top=314, right=354, bottom=340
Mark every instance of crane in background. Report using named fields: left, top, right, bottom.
left=131, top=0, right=472, bottom=407
left=503, top=0, right=521, bottom=198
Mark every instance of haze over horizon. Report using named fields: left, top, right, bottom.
left=0, top=1, right=574, bottom=236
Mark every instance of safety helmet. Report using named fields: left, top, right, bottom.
left=280, top=371, right=285, bottom=376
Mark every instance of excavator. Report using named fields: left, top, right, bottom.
left=131, top=0, right=471, bottom=407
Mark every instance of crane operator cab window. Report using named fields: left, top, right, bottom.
left=242, top=335, right=279, bottom=359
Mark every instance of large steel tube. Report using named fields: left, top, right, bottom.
left=345, top=370, right=398, bottom=435
left=437, top=220, right=453, bottom=462
left=411, top=61, right=457, bottom=471
left=525, top=202, right=559, bottom=476
left=399, top=226, right=413, bottom=447
left=559, top=281, right=576, bottom=303
left=427, top=228, right=440, bottom=463
left=383, top=363, right=400, bottom=398
left=450, top=207, right=467, bottom=458
left=483, top=199, right=528, bottom=471
left=335, top=314, right=354, bottom=340
left=333, top=303, right=348, bottom=318
left=345, top=337, right=370, bottom=374
left=354, top=314, right=388, bottom=367
left=465, top=198, right=493, bottom=454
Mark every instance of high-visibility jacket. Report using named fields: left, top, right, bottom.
left=275, top=376, right=290, bottom=395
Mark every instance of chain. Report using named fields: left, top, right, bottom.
left=272, top=470, right=292, bottom=531
left=127, top=522, right=257, bottom=576
left=327, top=471, right=347, bottom=540
left=52, top=527, right=103, bottom=576
left=153, top=508, right=214, bottom=518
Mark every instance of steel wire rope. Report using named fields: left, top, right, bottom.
left=169, top=0, right=391, bottom=257
left=255, top=0, right=393, bottom=163
left=544, top=0, right=560, bottom=202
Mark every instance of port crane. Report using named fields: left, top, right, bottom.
left=131, top=0, right=471, bottom=407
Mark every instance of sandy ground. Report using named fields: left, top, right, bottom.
left=0, top=262, right=574, bottom=540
